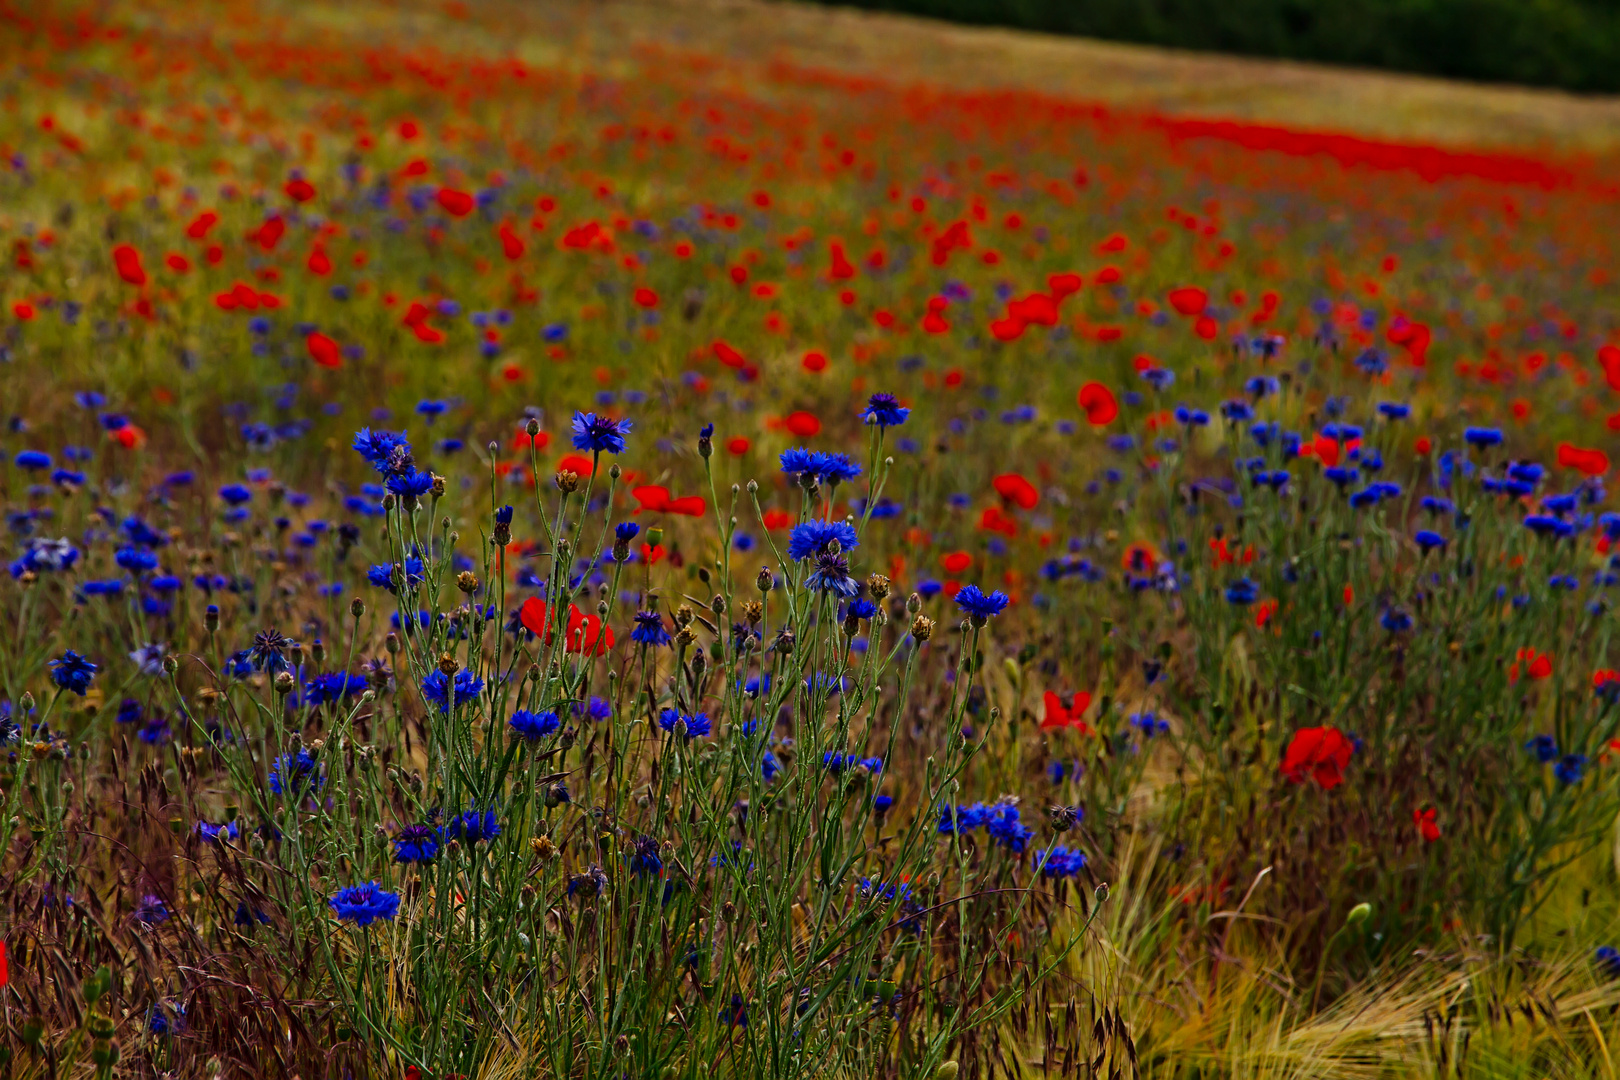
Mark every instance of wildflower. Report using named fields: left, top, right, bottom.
left=1280, top=726, right=1354, bottom=789
left=1464, top=427, right=1503, bottom=448
left=954, top=584, right=1010, bottom=624
left=658, top=709, right=711, bottom=739
left=420, top=668, right=484, bottom=714
left=1224, top=578, right=1259, bottom=605
left=393, top=824, right=440, bottom=863
left=1555, top=754, right=1589, bottom=785
left=1509, top=648, right=1553, bottom=684
left=1037, top=845, right=1089, bottom=879
left=1129, top=712, right=1169, bottom=738
left=509, top=709, right=560, bottom=741
left=385, top=469, right=434, bottom=500
left=269, top=749, right=323, bottom=795
left=861, top=392, right=910, bottom=427
left=300, top=672, right=367, bottom=706
left=1381, top=607, right=1413, bottom=632
left=49, top=650, right=98, bottom=695
left=352, top=428, right=414, bottom=476
left=628, top=609, right=671, bottom=646
left=133, top=894, right=171, bottom=925
left=248, top=629, right=295, bottom=673
left=327, top=882, right=401, bottom=926
left=1412, top=807, right=1440, bottom=842
left=629, top=835, right=663, bottom=877
left=788, top=519, right=860, bottom=562
left=447, top=808, right=501, bottom=844
left=1597, top=947, right=1620, bottom=980
left=218, top=483, right=253, bottom=506
left=1525, top=734, right=1559, bottom=762
left=805, top=549, right=858, bottom=597
left=985, top=802, right=1034, bottom=852
left=570, top=411, right=631, bottom=454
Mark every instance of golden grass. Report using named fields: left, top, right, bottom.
left=251, top=0, right=1620, bottom=152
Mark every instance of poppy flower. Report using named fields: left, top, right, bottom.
left=285, top=177, right=316, bottom=202
left=499, top=223, right=525, bottom=260
left=1413, top=807, right=1440, bottom=842
left=785, top=411, right=821, bottom=438
left=992, top=473, right=1039, bottom=509
left=713, top=340, right=746, bottom=368
left=307, top=332, right=342, bottom=369
left=941, top=551, right=972, bottom=574
left=1041, top=690, right=1092, bottom=732
left=1509, top=648, right=1553, bottom=684
left=1280, top=726, right=1355, bottom=790
left=113, top=244, right=147, bottom=286
left=518, top=597, right=614, bottom=655
left=437, top=188, right=476, bottom=216
left=1167, top=286, right=1207, bottom=316
left=1556, top=442, right=1610, bottom=477
left=1077, top=382, right=1118, bottom=426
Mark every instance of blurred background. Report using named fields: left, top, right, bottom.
left=805, top=0, right=1620, bottom=92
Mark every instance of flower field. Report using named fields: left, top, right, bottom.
left=6, top=0, right=1620, bottom=1077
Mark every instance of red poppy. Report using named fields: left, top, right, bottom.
left=557, top=454, right=594, bottom=476
left=1167, top=286, right=1207, bottom=316
left=1280, top=726, right=1355, bottom=790
left=632, top=486, right=706, bottom=516
left=499, top=223, right=524, bottom=260
left=802, top=351, right=827, bottom=373
left=1041, top=690, right=1092, bottom=732
left=112, top=244, right=146, bottom=286
left=785, top=411, right=821, bottom=438
left=941, top=551, right=972, bottom=574
left=1413, top=807, right=1440, bottom=842
left=641, top=542, right=665, bottom=564
left=762, top=509, right=793, bottom=530
left=164, top=253, right=190, bottom=272
left=285, top=178, right=316, bottom=203
left=518, top=596, right=614, bottom=655
left=307, top=247, right=331, bottom=276
left=1509, top=648, right=1553, bottom=684
left=307, top=332, right=342, bottom=369
left=1077, top=382, right=1118, bottom=426
left=185, top=211, right=218, bottom=239
left=992, top=473, right=1039, bottom=510
left=1047, top=272, right=1083, bottom=299
left=726, top=437, right=749, bottom=455
left=713, top=340, right=746, bottom=368
left=978, top=506, right=1018, bottom=537
left=1557, top=442, right=1610, bottom=477
left=0, top=939, right=7, bottom=988
left=437, top=188, right=476, bottom=217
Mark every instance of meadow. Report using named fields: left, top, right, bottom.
left=4, top=0, right=1620, bottom=1077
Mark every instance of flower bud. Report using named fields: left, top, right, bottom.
left=911, top=615, right=935, bottom=642
left=866, top=573, right=891, bottom=600
left=205, top=604, right=220, bottom=633
left=757, top=565, right=774, bottom=593
left=351, top=597, right=365, bottom=618
left=555, top=469, right=580, bottom=493
left=525, top=417, right=542, bottom=437
left=1346, top=902, right=1371, bottom=927
left=273, top=671, right=296, bottom=696
left=457, top=571, right=479, bottom=594
left=1094, top=882, right=1110, bottom=904
left=906, top=592, right=921, bottom=614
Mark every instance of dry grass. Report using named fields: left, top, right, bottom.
left=284, top=0, right=1620, bottom=152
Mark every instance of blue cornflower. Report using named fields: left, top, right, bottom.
left=196, top=821, right=239, bottom=843
left=420, top=668, right=484, bottom=714
left=1037, top=845, right=1089, bottom=879
left=985, top=803, right=1033, bottom=853
left=629, top=835, right=663, bottom=877
left=1555, top=754, right=1589, bottom=786
left=805, top=550, right=858, bottom=596
left=367, top=556, right=424, bottom=593
left=301, top=672, right=367, bottom=706
left=218, top=484, right=253, bottom=506
left=1421, top=496, right=1454, bottom=515
left=954, top=584, right=1010, bottom=623
left=615, top=521, right=639, bottom=541
left=134, top=894, right=171, bottom=925
left=787, top=519, right=859, bottom=561
left=1597, top=946, right=1620, bottom=980
left=327, top=882, right=401, bottom=926
left=1377, top=402, right=1410, bottom=419
left=1525, top=734, right=1559, bottom=763
left=1381, top=607, right=1413, bottom=632
left=1224, top=578, right=1259, bottom=606
left=352, top=428, right=413, bottom=476
left=631, top=610, right=672, bottom=646
left=846, top=598, right=878, bottom=621
left=115, top=546, right=158, bottom=572
left=385, top=469, right=434, bottom=500
left=1524, top=515, right=1575, bottom=538
left=1129, top=712, right=1169, bottom=738
left=1140, top=367, right=1175, bottom=390
left=14, top=450, right=51, bottom=470
left=268, top=749, right=323, bottom=795
left=1323, top=466, right=1359, bottom=488
left=393, top=824, right=440, bottom=864
left=1414, top=530, right=1447, bottom=553
left=509, top=709, right=561, bottom=741
left=862, top=392, right=910, bottom=427
left=570, top=411, right=631, bottom=454
left=1508, top=461, right=1544, bottom=484
left=658, top=709, right=711, bottom=739
left=1220, top=400, right=1253, bottom=422
left=818, top=452, right=863, bottom=486
left=49, top=650, right=98, bottom=695
left=1464, top=427, right=1504, bottom=448
left=447, top=808, right=501, bottom=844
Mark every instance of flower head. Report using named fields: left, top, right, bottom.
left=509, top=709, right=561, bottom=741
left=861, top=392, right=910, bottom=428
left=420, top=668, right=484, bottom=714
left=954, top=584, right=1009, bottom=624
left=327, top=882, right=401, bottom=926
left=787, top=519, right=859, bottom=562
left=570, top=411, right=631, bottom=454
left=49, top=650, right=98, bottom=695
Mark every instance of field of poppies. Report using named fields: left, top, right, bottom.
left=5, top=0, right=1620, bottom=1077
